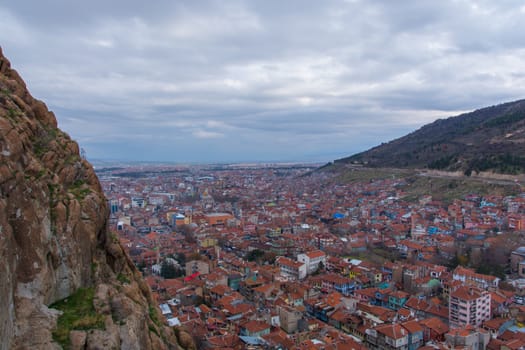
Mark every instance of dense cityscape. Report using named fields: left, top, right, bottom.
left=98, top=163, right=525, bottom=350
left=3, top=1, right=525, bottom=347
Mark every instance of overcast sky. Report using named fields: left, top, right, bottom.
left=1, top=0, right=525, bottom=163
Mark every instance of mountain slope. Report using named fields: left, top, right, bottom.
left=337, top=99, right=525, bottom=175
left=0, top=48, right=181, bottom=349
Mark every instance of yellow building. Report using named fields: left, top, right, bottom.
left=200, top=237, right=218, bottom=248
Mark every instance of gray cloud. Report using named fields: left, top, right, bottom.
left=1, top=0, right=524, bottom=163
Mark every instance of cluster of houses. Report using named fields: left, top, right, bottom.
left=97, top=165, right=525, bottom=349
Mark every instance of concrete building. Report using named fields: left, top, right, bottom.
left=297, top=250, right=327, bottom=275
left=449, top=286, right=491, bottom=328
left=131, top=197, right=146, bottom=208
left=185, top=260, right=210, bottom=276
left=366, top=323, right=409, bottom=350
left=204, top=212, right=234, bottom=226
left=240, top=320, right=271, bottom=337
left=519, top=261, right=525, bottom=278
left=511, top=247, right=525, bottom=274
left=445, top=327, right=490, bottom=350
left=276, top=257, right=307, bottom=280
left=452, top=266, right=500, bottom=290
left=320, top=273, right=356, bottom=296
left=279, top=305, right=303, bottom=334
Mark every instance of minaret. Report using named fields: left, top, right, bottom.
left=155, top=237, right=160, bottom=265
left=215, top=245, right=221, bottom=260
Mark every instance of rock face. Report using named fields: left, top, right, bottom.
left=0, top=48, right=178, bottom=349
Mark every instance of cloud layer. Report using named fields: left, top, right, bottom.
left=2, top=0, right=525, bottom=162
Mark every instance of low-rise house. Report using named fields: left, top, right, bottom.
left=240, top=320, right=271, bottom=337
left=367, top=323, right=409, bottom=350
left=227, top=273, right=243, bottom=291
left=358, top=303, right=396, bottom=325
left=419, top=317, right=449, bottom=343
left=239, top=275, right=267, bottom=301
left=209, top=284, right=232, bottom=302
left=262, top=330, right=295, bottom=349
left=387, top=290, right=410, bottom=310
left=354, top=287, right=378, bottom=303
left=444, top=327, right=490, bottom=350
left=402, top=320, right=424, bottom=350
left=425, top=302, right=449, bottom=324
left=252, top=282, right=280, bottom=304
left=305, top=296, right=339, bottom=323
left=205, top=334, right=242, bottom=349
left=320, top=273, right=356, bottom=296
left=508, top=213, right=525, bottom=231
left=328, top=306, right=352, bottom=331
left=490, top=290, right=513, bottom=317
left=482, top=317, right=514, bottom=339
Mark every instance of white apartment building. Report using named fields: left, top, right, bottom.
left=276, top=257, right=307, bottom=280
left=297, top=250, right=327, bottom=275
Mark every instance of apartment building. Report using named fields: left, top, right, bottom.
left=320, top=273, right=356, bottom=296
left=452, top=266, right=500, bottom=290
left=276, top=257, right=307, bottom=280
left=297, top=250, right=327, bottom=275
left=449, top=286, right=491, bottom=328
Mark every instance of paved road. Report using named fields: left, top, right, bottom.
left=418, top=170, right=523, bottom=188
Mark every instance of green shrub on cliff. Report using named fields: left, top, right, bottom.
left=50, top=287, right=105, bottom=348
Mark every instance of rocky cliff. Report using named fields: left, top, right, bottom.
left=0, top=48, right=180, bottom=349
